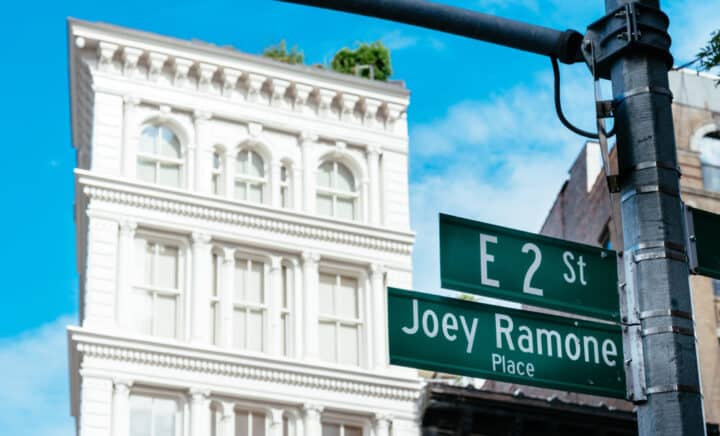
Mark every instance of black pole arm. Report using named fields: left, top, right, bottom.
left=276, top=0, right=584, bottom=64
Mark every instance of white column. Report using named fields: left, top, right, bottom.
left=302, top=404, right=323, bottom=436
left=191, top=233, right=212, bottom=344
left=224, top=148, right=235, bottom=199
left=193, top=110, right=212, bottom=194
left=220, top=248, right=236, bottom=348
left=269, top=408, right=285, bottom=436
left=111, top=379, right=132, bottom=436
left=268, top=256, right=283, bottom=356
left=122, top=96, right=140, bottom=178
left=291, top=258, right=303, bottom=359
left=301, top=252, right=320, bottom=360
left=116, top=220, right=137, bottom=329
left=373, top=414, right=392, bottom=436
left=366, top=145, right=382, bottom=226
left=271, top=162, right=282, bottom=208
left=220, top=401, right=235, bottom=436
left=189, top=389, right=210, bottom=436
left=370, top=264, right=388, bottom=370
left=361, top=179, right=370, bottom=223
left=299, top=132, right=317, bottom=213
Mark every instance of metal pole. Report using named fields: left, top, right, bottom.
left=607, top=0, right=705, bottom=434
left=277, top=0, right=583, bottom=63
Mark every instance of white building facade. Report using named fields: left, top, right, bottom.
left=66, top=20, right=422, bottom=436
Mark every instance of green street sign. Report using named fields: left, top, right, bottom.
left=440, top=214, right=620, bottom=321
left=388, top=287, right=626, bottom=398
left=687, top=206, right=720, bottom=280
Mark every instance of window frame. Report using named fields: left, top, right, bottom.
left=132, top=230, right=188, bottom=341
left=320, top=412, right=369, bottom=436
left=317, top=265, right=366, bottom=367
left=231, top=253, right=269, bottom=352
left=697, top=130, right=720, bottom=193
left=316, top=160, right=359, bottom=221
left=137, top=124, right=185, bottom=188
left=211, top=147, right=225, bottom=196
left=128, top=387, right=185, bottom=436
left=234, top=148, right=268, bottom=203
left=280, top=163, right=291, bottom=209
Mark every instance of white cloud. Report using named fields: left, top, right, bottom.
left=409, top=64, right=598, bottom=291
left=382, top=30, right=418, bottom=51
left=0, top=316, right=77, bottom=436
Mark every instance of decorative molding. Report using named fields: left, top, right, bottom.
left=75, top=341, right=421, bottom=402
left=80, top=180, right=413, bottom=255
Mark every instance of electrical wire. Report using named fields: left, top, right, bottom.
left=550, top=56, right=615, bottom=139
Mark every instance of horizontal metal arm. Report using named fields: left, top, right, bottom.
left=276, top=0, right=584, bottom=63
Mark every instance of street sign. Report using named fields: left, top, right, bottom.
left=440, top=213, right=620, bottom=321
left=388, top=287, right=626, bottom=398
left=686, top=206, right=720, bottom=280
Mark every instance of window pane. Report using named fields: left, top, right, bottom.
left=131, top=290, right=153, bottom=335
left=250, top=151, right=264, bottom=177
left=338, top=277, right=358, bottom=319
left=281, top=186, right=288, bottom=208
left=338, top=324, right=359, bottom=366
left=213, top=152, right=222, bottom=170
left=316, top=194, right=333, bottom=217
left=344, top=426, right=362, bottom=436
left=319, top=274, right=335, bottom=315
left=156, top=245, right=178, bottom=289
left=319, top=321, right=336, bottom=362
left=247, top=310, right=264, bottom=352
left=247, top=261, right=264, bottom=303
left=252, top=412, right=266, bottom=436
left=139, top=126, right=158, bottom=154
left=699, top=133, right=720, bottom=165
left=336, top=163, right=354, bottom=192
left=233, top=309, right=247, bottom=349
left=135, top=239, right=150, bottom=286
left=317, top=162, right=333, bottom=187
left=137, top=159, right=156, bottom=183
left=248, top=183, right=263, bottom=203
left=212, top=175, right=221, bottom=195
left=281, top=314, right=289, bottom=356
left=158, top=127, right=181, bottom=157
left=153, top=398, right=177, bottom=436
left=158, top=163, right=181, bottom=187
left=234, top=261, right=246, bottom=301
left=280, top=166, right=288, bottom=182
left=234, top=181, right=248, bottom=201
left=211, top=303, right=220, bottom=345
left=155, top=295, right=177, bottom=338
left=130, top=396, right=152, bottom=436
left=236, top=411, right=249, bottom=436
left=702, top=165, right=720, bottom=193
left=236, top=152, right=248, bottom=175
left=281, top=266, right=289, bottom=309
left=322, top=423, right=341, bottom=436
left=336, top=197, right=355, bottom=220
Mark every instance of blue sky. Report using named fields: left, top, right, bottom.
left=0, top=0, right=717, bottom=434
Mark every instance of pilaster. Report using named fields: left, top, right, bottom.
left=122, top=96, right=140, bottom=179
left=111, top=379, right=133, bottom=436
left=366, top=145, right=382, bottom=226
left=370, top=263, right=388, bottom=370
left=115, top=220, right=137, bottom=330
left=220, top=401, right=235, bottom=436
left=189, top=388, right=210, bottom=436
left=301, top=251, right=320, bottom=360
left=373, top=414, right=392, bottom=436
left=193, top=110, right=213, bottom=194
left=268, top=256, right=283, bottom=356
left=302, top=404, right=323, bottom=436
left=191, top=232, right=213, bottom=344
left=269, top=408, right=285, bottom=436
left=299, top=131, right=317, bottom=213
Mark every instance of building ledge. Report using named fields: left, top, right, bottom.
left=76, top=169, right=415, bottom=256
left=68, top=326, right=423, bottom=402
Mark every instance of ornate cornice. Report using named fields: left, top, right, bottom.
left=69, top=20, right=408, bottom=134
left=73, top=333, right=421, bottom=402
left=79, top=172, right=414, bottom=255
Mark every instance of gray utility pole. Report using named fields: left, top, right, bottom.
left=602, top=0, right=705, bottom=434
left=278, top=0, right=706, bottom=434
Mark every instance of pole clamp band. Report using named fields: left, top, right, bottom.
left=626, top=240, right=686, bottom=254
left=646, top=384, right=701, bottom=395
left=613, top=85, right=673, bottom=107
left=628, top=160, right=681, bottom=176
left=621, top=184, right=680, bottom=202
left=633, top=248, right=687, bottom=263
left=641, top=325, right=694, bottom=337
left=639, top=309, right=693, bottom=321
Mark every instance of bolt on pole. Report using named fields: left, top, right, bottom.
left=606, top=0, right=705, bottom=434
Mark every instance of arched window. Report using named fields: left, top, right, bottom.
left=280, top=164, right=291, bottom=208
left=137, top=124, right=183, bottom=188
left=699, top=130, right=720, bottom=192
left=211, top=148, right=224, bottom=195
left=316, top=160, right=357, bottom=220
left=234, top=149, right=266, bottom=203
